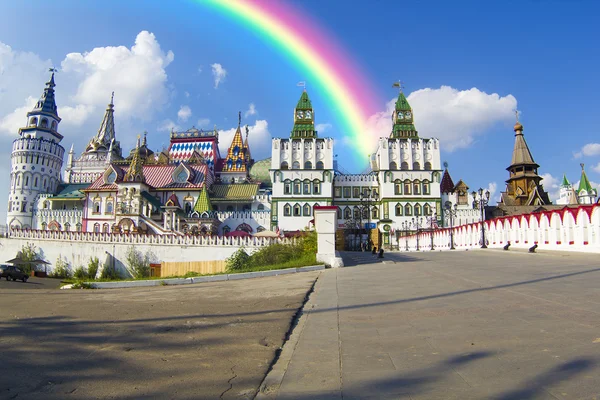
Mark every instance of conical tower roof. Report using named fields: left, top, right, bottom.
left=194, top=187, right=213, bottom=213
left=222, top=113, right=248, bottom=172
left=292, top=90, right=317, bottom=138
left=440, top=167, right=455, bottom=193
left=296, top=90, right=312, bottom=109
left=395, top=91, right=412, bottom=111
left=28, top=72, right=60, bottom=120
left=124, top=136, right=145, bottom=183
left=509, top=122, right=538, bottom=168
left=86, top=93, right=116, bottom=152
left=561, top=173, right=570, bottom=187
left=391, top=90, right=417, bottom=139
left=578, top=164, right=594, bottom=194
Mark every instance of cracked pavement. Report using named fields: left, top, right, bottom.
left=0, top=272, right=319, bottom=399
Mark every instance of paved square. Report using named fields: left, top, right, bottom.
left=270, top=250, right=600, bottom=399
left=0, top=272, right=319, bottom=400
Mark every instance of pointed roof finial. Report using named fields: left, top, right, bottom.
left=297, top=81, right=306, bottom=91
left=443, top=161, right=449, bottom=169
left=238, top=111, right=241, bottom=127
left=515, top=109, right=520, bottom=122
left=513, top=109, right=524, bottom=133
left=110, top=91, right=114, bottom=105
left=143, top=131, right=148, bottom=146
left=581, top=162, right=585, bottom=171
left=392, top=80, right=405, bottom=93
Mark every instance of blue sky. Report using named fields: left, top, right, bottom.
left=1, top=0, right=600, bottom=219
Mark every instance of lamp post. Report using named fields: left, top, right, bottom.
left=360, top=188, right=379, bottom=251
left=412, top=217, right=424, bottom=251
left=401, top=221, right=410, bottom=251
left=427, top=213, right=437, bottom=250
left=444, top=201, right=458, bottom=250
left=472, top=188, right=490, bottom=249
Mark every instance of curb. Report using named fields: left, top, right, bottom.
left=63, top=265, right=326, bottom=289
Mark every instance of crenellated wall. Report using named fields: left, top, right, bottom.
left=393, top=205, right=600, bottom=253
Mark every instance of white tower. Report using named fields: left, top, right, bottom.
left=7, top=72, right=65, bottom=229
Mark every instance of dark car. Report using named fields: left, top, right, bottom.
left=0, top=265, right=29, bottom=282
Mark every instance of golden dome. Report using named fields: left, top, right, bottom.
left=514, top=121, right=523, bottom=131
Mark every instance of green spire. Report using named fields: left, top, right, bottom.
left=578, top=164, right=593, bottom=194
left=291, top=90, right=317, bottom=139
left=390, top=91, right=418, bottom=139
left=561, top=173, right=570, bottom=187
left=194, top=187, right=213, bottom=213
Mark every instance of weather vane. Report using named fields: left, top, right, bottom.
left=443, top=161, right=449, bottom=169
left=514, top=109, right=521, bottom=122
left=392, top=80, right=405, bottom=93
left=49, top=67, right=58, bottom=73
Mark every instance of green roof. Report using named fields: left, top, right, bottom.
left=194, top=187, right=213, bottom=213
left=561, top=174, right=570, bottom=187
left=141, top=191, right=163, bottom=211
left=210, top=184, right=259, bottom=202
left=578, top=169, right=594, bottom=194
left=296, top=90, right=312, bottom=109
left=51, top=184, right=88, bottom=199
left=395, top=92, right=412, bottom=111
left=249, top=157, right=272, bottom=186
left=391, top=124, right=418, bottom=138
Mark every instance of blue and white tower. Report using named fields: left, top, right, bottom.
left=7, top=72, right=65, bottom=229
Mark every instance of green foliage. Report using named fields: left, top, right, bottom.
left=87, top=257, right=100, bottom=280
left=126, top=246, right=151, bottom=279
left=100, top=259, right=120, bottom=280
left=71, top=281, right=94, bottom=289
left=226, top=248, right=251, bottom=272
left=50, top=257, right=73, bottom=279
left=16, top=242, right=39, bottom=274
left=73, top=266, right=87, bottom=280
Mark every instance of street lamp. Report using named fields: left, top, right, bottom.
left=412, top=217, right=424, bottom=251
left=444, top=201, right=458, bottom=250
left=427, top=213, right=437, bottom=250
left=360, top=188, right=379, bottom=251
left=472, top=188, right=490, bottom=249
left=401, top=221, right=410, bottom=251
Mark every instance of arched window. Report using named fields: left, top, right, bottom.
left=372, top=207, right=379, bottom=219
left=184, top=202, right=192, bottom=214
left=284, top=203, right=292, bottom=216
left=284, top=180, right=292, bottom=194
left=304, top=161, right=312, bottom=169
left=316, top=161, right=324, bottom=170
left=226, top=205, right=234, bottom=211
left=43, top=179, right=47, bottom=189
left=292, top=161, right=300, bottom=170
left=353, top=207, right=360, bottom=220
left=394, top=180, right=402, bottom=195
left=395, top=204, right=403, bottom=216
left=106, top=202, right=114, bottom=214
left=303, top=204, right=311, bottom=216
left=25, top=176, right=29, bottom=187
left=424, top=204, right=432, bottom=216
left=41, top=222, right=47, bottom=230
left=293, top=204, right=301, bottom=216
left=94, top=223, right=100, bottom=233
left=390, top=161, right=398, bottom=170
left=40, top=118, right=48, bottom=128
left=337, top=207, right=342, bottom=219
left=401, top=162, right=409, bottom=170
left=34, top=177, right=38, bottom=188
left=257, top=204, right=265, bottom=211
left=303, top=180, right=311, bottom=194
left=64, top=222, right=71, bottom=232
left=404, top=204, right=412, bottom=216
left=281, top=161, right=289, bottom=170
left=404, top=180, right=411, bottom=195
left=29, top=117, right=38, bottom=126
left=293, top=180, right=301, bottom=194
left=344, top=207, right=351, bottom=219
left=51, top=121, right=57, bottom=131
left=423, top=180, right=430, bottom=195
left=424, top=162, right=432, bottom=171
left=76, top=223, right=82, bottom=232
left=413, top=180, right=421, bottom=195
left=94, top=201, right=101, bottom=214
left=222, top=225, right=231, bottom=234
left=312, top=180, right=321, bottom=194
left=414, top=203, right=422, bottom=216
left=16, top=175, right=20, bottom=186
left=362, top=207, right=368, bottom=219
left=413, top=162, right=420, bottom=170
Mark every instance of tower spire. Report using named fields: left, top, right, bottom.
left=29, top=70, right=60, bottom=119
left=86, top=92, right=116, bottom=152
left=124, top=135, right=145, bottom=182
left=291, top=90, right=316, bottom=138
left=390, top=82, right=417, bottom=139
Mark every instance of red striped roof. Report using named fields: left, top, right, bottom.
left=85, top=164, right=213, bottom=191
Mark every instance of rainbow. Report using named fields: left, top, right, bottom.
left=199, top=0, right=384, bottom=164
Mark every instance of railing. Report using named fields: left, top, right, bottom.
left=7, top=229, right=295, bottom=247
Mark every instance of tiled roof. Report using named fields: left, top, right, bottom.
left=85, top=164, right=212, bottom=191
left=222, top=126, right=248, bottom=172
left=578, top=168, right=594, bottom=194
left=395, top=92, right=412, bottom=111
left=194, top=187, right=213, bottom=213
left=249, top=157, right=272, bottom=185
left=440, top=170, right=455, bottom=193
left=52, top=184, right=88, bottom=199
left=210, top=184, right=259, bottom=201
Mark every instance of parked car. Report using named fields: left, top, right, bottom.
left=0, top=265, right=28, bottom=282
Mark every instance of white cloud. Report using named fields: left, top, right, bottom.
left=487, top=182, right=498, bottom=205
left=574, top=143, right=600, bottom=159
left=366, top=86, right=517, bottom=151
left=218, top=120, right=271, bottom=159
left=184, top=91, right=190, bottom=98
left=244, top=103, right=257, bottom=118
left=0, top=96, right=37, bottom=134
left=61, top=31, right=174, bottom=121
left=541, top=173, right=561, bottom=202
left=197, top=118, right=211, bottom=128
left=315, top=123, right=332, bottom=133
left=157, top=119, right=180, bottom=132
left=211, top=63, right=227, bottom=88
left=593, top=163, right=600, bottom=173
left=197, top=66, right=202, bottom=74
left=177, top=105, right=192, bottom=123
